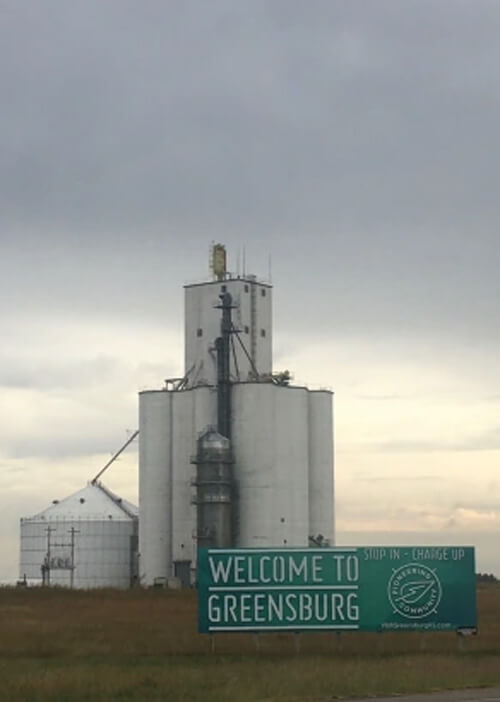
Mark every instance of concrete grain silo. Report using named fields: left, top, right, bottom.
left=139, top=245, right=334, bottom=586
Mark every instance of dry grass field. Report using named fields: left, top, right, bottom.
left=0, top=584, right=499, bottom=701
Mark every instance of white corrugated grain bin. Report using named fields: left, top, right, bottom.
left=19, top=483, right=138, bottom=589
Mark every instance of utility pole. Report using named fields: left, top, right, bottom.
left=45, top=526, right=56, bottom=586
left=69, top=527, right=79, bottom=589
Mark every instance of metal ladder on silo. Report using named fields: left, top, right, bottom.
left=250, top=281, right=257, bottom=375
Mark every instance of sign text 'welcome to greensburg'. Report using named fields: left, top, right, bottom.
left=198, top=547, right=476, bottom=633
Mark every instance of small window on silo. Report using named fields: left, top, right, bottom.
left=197, top=328, right=203, bottom=337
left=261, top=288, right=266, bottom=297
left=244, top=284, right=249, bottom=292
left=261, top=329, right=266, bottom=338
left=244, top=325, right=249, bottom=334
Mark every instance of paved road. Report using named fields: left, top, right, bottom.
left=350, top=689, right=500, bottom=702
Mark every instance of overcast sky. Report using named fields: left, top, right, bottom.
left=1, top=0, right=500, bottom=580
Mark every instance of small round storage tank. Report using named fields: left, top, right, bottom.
left=194, top=429, right=233, bottom=548
left=19, top=482, right=138, bottom=589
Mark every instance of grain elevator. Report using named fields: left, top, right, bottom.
left=139, top=245, right=334, bottom=586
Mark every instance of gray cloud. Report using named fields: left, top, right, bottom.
left=354, top=393, right=419, bottom=402
left=354, top=474, right=444, bottom=483
left=0, top=356, right=121, bottom=390
left=374, top=425, right=500, bottom=453
left=5, top=428, right=138, bottom=461
left=1, top=0, right=499, bottom=348
left=2, top=0, right=500, bottom=445
left=0, top=462, right=26, bottom=474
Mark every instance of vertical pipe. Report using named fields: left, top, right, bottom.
left=216, top=292, right=232, bottom=439
left=168, top=390, right=174, bottom=577
left=45, top=526, right=54, bottom=586
left=69, top=527, right=77, bottom=589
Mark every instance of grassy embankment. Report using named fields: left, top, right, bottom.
left=0, top=584, right=499, bottom=701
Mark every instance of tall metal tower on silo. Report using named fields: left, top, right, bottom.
left=184, top=243, right=273, bottom=388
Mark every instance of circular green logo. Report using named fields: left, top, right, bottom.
left=387, top=563, right=442, bottom=619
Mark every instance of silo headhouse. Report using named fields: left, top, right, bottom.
left=139, top=245, right=334, bottom=587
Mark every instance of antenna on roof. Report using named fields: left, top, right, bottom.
left=208, top=241, right=215, bottom=277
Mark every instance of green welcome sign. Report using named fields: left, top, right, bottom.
left=198, top=547, right=476, bottom=633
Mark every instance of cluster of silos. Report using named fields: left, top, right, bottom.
left=139, top=382, right=333, bottom=586
left=138, top=385, right=215, bottom=587
left=18, top=246, right=334, bottom=590
left=138, top=245, right=335, bottom=587
left=232, top=383, right=334, bottom=549
left=19, top=482, right=138, bottom=588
